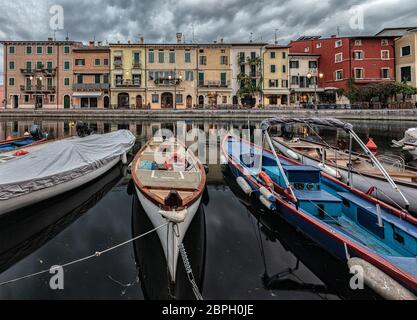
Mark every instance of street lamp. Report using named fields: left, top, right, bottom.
left=306, top=71, right=324, bottom=111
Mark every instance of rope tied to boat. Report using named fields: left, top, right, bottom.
left=178, top=243, right=204, bottom=300
left=0, top=222, right=169, bottom=288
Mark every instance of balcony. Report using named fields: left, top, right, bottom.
left=20, top=85, right=56, bottom=93
left=115, top=79, right=141, bottom=87
left=154, top=78, right=182, bottom=86
left=73, top=83, right=110, bottom=91
left=132, top=61, right=141, bottom=69
left=199, top=80, right=230, bottom=88
left=114, top=60, right=123, bottom=69
left=20, top=67, right=57, bottom=77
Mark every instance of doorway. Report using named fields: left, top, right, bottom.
left=118, top=93, right=130, bottom=109
left=35, top=95, right=43, bottom=109
left=13, top=95, right=19, bottom=109
left=186, top=95, right=192, bottom=108
left=161, top=92, right=173, bottom=109
left=64, top=95, right=71, bottom=109
left=104, top=96, right=110, bottom=109
left=136, top=95, right=143, bottom=109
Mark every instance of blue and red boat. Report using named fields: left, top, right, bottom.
left=222, top=118, right=417, bottom=298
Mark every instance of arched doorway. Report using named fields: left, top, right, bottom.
left=13, top=95, right=19, bottom=109
left=161, top=92, right=173, bottom=109
left=186, top=95, right=192, bottom=108
left=198, top=95, right=204, bottom=106
left=233, top=96, right=238, bottom=105
left=64, top=95, right=70, bottom=109
left=136, top=95, right=143, bottom=109
left=118, top=93, right=130, bottom=109
left=104, top=96, right=110, bottom=109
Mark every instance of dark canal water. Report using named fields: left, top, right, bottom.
left=0, top=118, right=415, bottom=300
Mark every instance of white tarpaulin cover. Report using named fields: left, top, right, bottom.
left=0, top=130, right=136, bottom=201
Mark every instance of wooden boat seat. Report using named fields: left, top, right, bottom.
left=136, top=169, right=201, bottom=191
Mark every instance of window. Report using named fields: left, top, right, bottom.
left=49, top=95, right=55, bottom=103
left=158, top=51, right=164, bottom=63
left=270, top=65, right=276, bottom=73
left=290, top=61, right=299, bottom=69
left=148, top=50, right=155, bottom=63
left=220, top=56, right=228, bottom=65
left=36, top=46, right=43, bottom=54
left=354, top=51, right=363, bottom=60
left=95, top=59, right=101, bottom=66
left=400, top=66, right=412, bottom=82
left=47, top=46, right=53, bottom=54
left=401, top=46, right=411, bottom=57
left=95, top=75, right=101, bottom=84
left=222, top=96, right=227, bottom=104
left=291, top=76, right=299, bottom=85
left=335, top=53, right=343, bottom=63
left=9, top=61, right=15, bottom=70
left=75, top=59, right=85, bottom=66
left=64, top=77, right=70, bottom=86
left=169, top=51, right=175, bottom=63
left=335, top=70, right=343, bottom=81
left=77, top=74, right=83, bottom=84
left=46, top=61, right=53, bottom=71
left=354, top=40, right=362, bottom=46
left=269, top=80, right=278, bottom=88
left=354, top=68, right=364, bottom=79
left=64, top=61, right=70, bottom=70
left=26, top=46, right=32, bottom=54
left=24, top=95, right=29, bottom=103
left=185, top=70, right=194, bottom=81
left=381, top=39, right=389, bottom=46
left=176, top=94, right=183, bottom=104
left=47, top=77, right=53, bottom=89
left=103, top=74, right=109, bottom=84
left=335, top=40, right=342, bottom=48
left=381, top=68, right=390, bottom=79
left=26, top=61, right=32, bottom=70
left=381, top=50, right=390, bottom=59
left=198, top=72, right=204, bottom=86
left=64, top=46, right=70, bottom=54
left=309, top=61, right=317, bottom=69
left=282, top=65, right=286, bottom=73
left=316, top=43, right=322, bottom=49
left=184, top=51, right=191, bottom=63
left=133, top=74, right=141, bottom=85
left=282, top=52, right=286, bottom=59
left=282, top=80, right=288, bottom=88
left=220, top=72, right=227, bottom=86
left=152, top=94, right=159, bottom=103
left=270, top=52, right=276, bottom=59
left=250, top=52, right=256, bottom=60
left=36, top=61, right=43, bottom=70
left=9, top=78, right=15, bottom=86
left=199, top=56, right=207, bottom=65
left=304, top=47, right=310, bottom=53
left=133, top=52, right=140, bottom=64
left=104, top=58, right=109, bottom=66
left=9, top=46, right=15, bottom=54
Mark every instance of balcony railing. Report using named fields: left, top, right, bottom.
left=114, top=60, right=123, bottom=68
left=73, top=83, right=110, bottom=91
left=20, top=67, right=57, bottom=76
left=199, top=80, right=230, bottom=88
left=132, top=61, right=141, bottom=68
left=115, top=80, right=141, bottom=87
left=154, top=78, right=182, bottom=86
left=20, top=85, right=56, bottom=93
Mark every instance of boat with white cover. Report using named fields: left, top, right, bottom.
left=131, top=137, right=206, bottom=283
left=0, top=130, right=136, bottom=216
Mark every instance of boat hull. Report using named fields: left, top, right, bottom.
left=273, top=139, right=417, bottom=214
left=0, top=156, right=122, bottom=216
left=135, top=187, right=202, bottom=283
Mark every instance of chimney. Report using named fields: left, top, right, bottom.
left=220, top=38, right=224, bottom=43
left=48, top=37, right=53, bottom=41
left=89, top=40, right=95, bottom=47
left=140, top=37, right=144, bottom=44
left=98, top=41, right=102, bottom=46
left=176, top=33, right=182, bottom=44
left=330, top=35, right=337, bottom=38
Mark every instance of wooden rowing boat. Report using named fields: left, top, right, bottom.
left=131, top=137, right=206, bottom=283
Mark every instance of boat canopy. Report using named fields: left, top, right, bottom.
left=261, top=117, right=353, bottom=133
left=0, top=130, right=135, bottom=201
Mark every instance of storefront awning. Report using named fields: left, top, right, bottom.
left=73, top=92, right=102, bottom=98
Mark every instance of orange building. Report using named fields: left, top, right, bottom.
left=72, top=42, right=111, bottom=109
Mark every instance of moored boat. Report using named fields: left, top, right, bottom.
left=0, top=130, right=135, bottom=216
left=131, top=137, right=206, bottom=283
left=0, top=125, right=48, bottom=153
left=222, top=119, right=417, bottom=298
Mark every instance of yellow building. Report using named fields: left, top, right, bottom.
left=395, top=28, right=417, bottom=102
left=110, top=43, right=146, bottom=109
left=263, top=45, right=290, bottom=106
left=145, top=37, right=198, bottom=109
left=197, top=43, right=232, bottom=107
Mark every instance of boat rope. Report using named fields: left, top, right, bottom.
left=0, top=222, right=169, bottom=288
left=178, top=243, right=204, bottom=300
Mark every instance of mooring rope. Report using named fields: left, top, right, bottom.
left=0, top=222, right=170, bottom=287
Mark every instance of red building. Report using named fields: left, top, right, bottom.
left=289, top=35, right=397, bottom=101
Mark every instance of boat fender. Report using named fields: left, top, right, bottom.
left=159, top=209, right=188, bottom=224
left=121, top=152, right=128, bottom=165
left=259, top=195, right=276, bottom=211
left=318, top=163, right=341, bottom=179
left=286, top=149, right=300, bottom=161
left=14, top=150, right=29, bottom=157
left=259, top=186, right=276, bottom=202
left=236, top=177, right=252, bottom=195
left=348, top=258, right=416, bottom=300
left=366, top=138, right=378, bottom=151
left=259, top=171, right=274, bottom=190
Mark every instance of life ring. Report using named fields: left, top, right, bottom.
left=259, top=171, right=274, bottom=190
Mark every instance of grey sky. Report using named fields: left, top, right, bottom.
left=0, top=0, right=416, bottom=79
